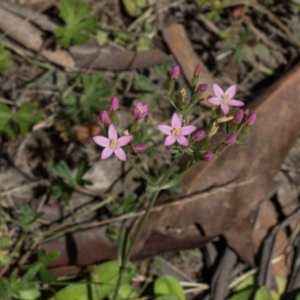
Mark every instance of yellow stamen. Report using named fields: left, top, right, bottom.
left=222, top=94, right=230, bottom=104
left=172, top=128, right=180, bottom=136
left=110, top=139, right=117, bottom=149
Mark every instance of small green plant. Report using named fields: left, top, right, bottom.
left=16, top=204, right=44, bottom=232
left=51, top=160, right=91, bottom=205
left=154, top=275, right=185, bottom=300
left=0, top=44, right=11, bottom=72
left=220, top=28, right=270, bottom=64
left=0, top=102, right=43, bottom=138
left=54, top=0, right=97, bottom=47
left=61, top=73, right=114, bottom=124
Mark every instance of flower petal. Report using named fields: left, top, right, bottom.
left=117, top=135, right=133, bottom=147
left=181, top=125, right=197, bottom=135
left=114, top=147, right=127, bottom=161
left=177, top=136, right=189, bottom=147
left=93, top=136, right=109, bottom=147
left=225, top=85, right=236, bottom=99
left=208, top=97, right=222, bottom=106
left=221, top=104, right=229, bottom=115
left=108, top=124, right=118, bottom=140
left=101, top=147, right=113, bottom=160
left=158, top=125, right=172, bottom=135
left=171, top=113, right=182, bottom=128
left=227, top=99, right=244, bottom=107
left=164, top=135, right=176, bottom=146
left=213, top=83, right=224, bottom=98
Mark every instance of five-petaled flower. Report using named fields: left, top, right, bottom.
left=93, top=124, right=132, bottom=161
left=208, top=83, right=244, bottom=115
left=133, top=102, right=150, bottom=119
left=158, top=113, right=196, bottom=147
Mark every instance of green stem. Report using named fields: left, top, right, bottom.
left=127, top=155, right=155, bottom=186
left=112, top=191, right=159, bottom=300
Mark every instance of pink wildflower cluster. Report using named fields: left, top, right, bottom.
left=94, top=96, right=149, bottom=161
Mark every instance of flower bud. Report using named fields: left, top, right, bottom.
left=203, top=152, right=214, bottom=161
left=110, top=96, right=119, bottom=111
left=233, top=109, right=244, bottom=124
left=197, top=84, right=208, bottom=92
left=194, top=64, right=201, bottom=76
left=246, top=112, right=256, bottom=125
left=99, top=110, right=110, bottom=124
left=132, top=144, right=147, bottom=152
left=192, top=130, right=205, bottom=141
left=225, top=134, right=237, bottom=146
left=170, top=65, right=180, bottom=80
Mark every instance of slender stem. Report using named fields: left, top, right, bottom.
left=112, top=191, right=159, bottom=300
left=127, top=155, right=155, bottom=186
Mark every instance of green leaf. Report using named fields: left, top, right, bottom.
left=113, top=30, right=133, bottom=46
left=232, top=45, right=247, bottom=63
left=274, top=276, right=286, bottom=296
left=134, top=74, right=153, bottom=92
left=147, top=175, right=184, bottom=192
left=38, top=250, right=60, bottom=265
left=39, top=265, right=55, bottom=284
left=108, top=283, right=138, bottom=300
left=50, top=283, right=90, bottom=300
left=155, top=296, right=179, bottom=300
left=0, top=102, right=12, bottom=132
left=96, top=30, right=108, bottom=46
left=15, top=288, right=41, bottom=300
left=137, top=37, right=152, bottom=51
left=227, top=288, right=255, bottom=300
left=54, top=0, right=97, bottom=47
left=52, top=160, right=76, bottom=186
left=254, top=43, right=270, bottom=60
left=122, top=0, right=147, bottom=17
left=254, top=286, right=273, bottom=300
left=0, top=44, right=11, bottom=72
left=295, top=293, right=300, bottom=300
left=154, top=275, right=185, bottom=300
left=235, top=275, right=255, bottom=291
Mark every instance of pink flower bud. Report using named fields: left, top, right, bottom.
left=132, top=144, right=147, bottom=152
left=194, top=64, right=201, bottom=76
left=246, top=112, right=256, bottom=125
left=225, top=134, right=237, bottom=146
left=192, top=130, right=205, bottom=141
left=203, top=152, right=214, bottom=161
left=99, top=110, right=110, bottom=124
left=110, top=96, right=119, bottom=111
left=133, top=102, right=150, bottom=119
left=233, top=109, right=244, bottom=124
left=170, top=65, right=180, bottom=79
left=197, top=84, right=208, bottom=92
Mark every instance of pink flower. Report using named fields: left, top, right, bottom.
left=246, top=112, right=256, bottom=125
left=158, top=113, right=197, bottom=147
left=133, top=102, right=150, bottom=119
left=93, top=124, right=132, bottom=161
left=225, top=134, right=237, bottom=146
left=192, top=129, right=205, bottom=141
left=170, top=65, right=180, bottom=79
left=233, top=109, right=244, bottom=124
left=99, top=110, right=110, bottom=124
left=208, top=83, right=244, bottom=115
left=203, top=152, right=214, bottom=161
left=132, top=144, right=147, bottom=152
left=110, top=96, right=119, bottom=111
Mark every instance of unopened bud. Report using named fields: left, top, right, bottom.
left=192, top=130, right=205, bottom=141
left=197, top=84, right=208, bottom=92
left=203, top=152, right=214, bottom=161
left=170, top=65, right=180, bottom=80
left=225, top=134, right=237, bottom=146
left=132, top=144, right=147, bottom=152
left=110, top=96, right=119, bottom=111
left=194, top=64, right=202, bottom=76
left=99, top=110, right=110, bottom=124
left=246, top=112, right=256, bottom=126
left=233, top=109, right=244, bottom=124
